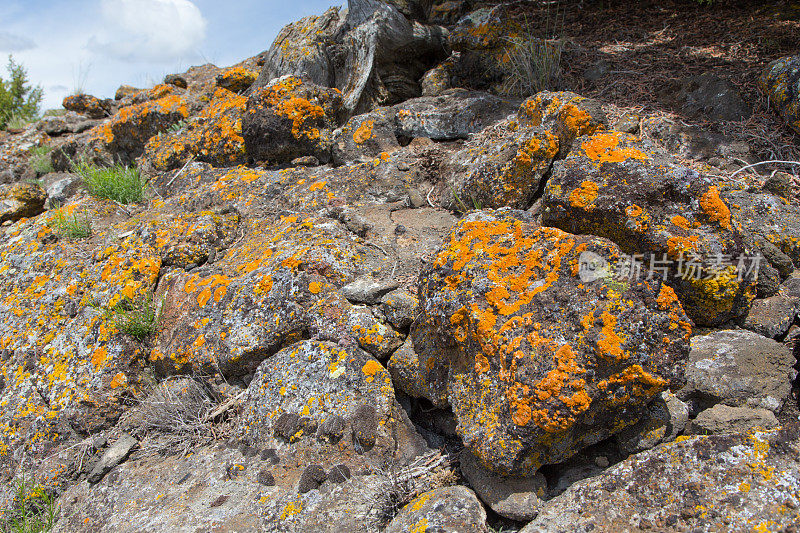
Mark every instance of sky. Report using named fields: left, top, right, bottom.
left=0, top=0, right=340, bottom=110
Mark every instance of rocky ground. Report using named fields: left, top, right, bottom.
left=1, top=0, right=799, bottom=531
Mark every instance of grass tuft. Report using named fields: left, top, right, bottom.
left=49, top=208, right=91, bottom=240
left=108, top=293, right=161, bottom=339
left=28, top=146, right=53, bottom=175
left=71, top=159, right=145, bottom=204
left=0, top=478, right=57, bottom=533
left=502, top=8, right=565, bottom=97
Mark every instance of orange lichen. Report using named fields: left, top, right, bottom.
left=569, top=181, right=599, bottom=209
left=581, top=132, right=650, bottom=164
left=352, top=120, right=375, bottom=144
left=699, top=186, right=732, bottom=230
left=597, top=309, right=625, bottom=360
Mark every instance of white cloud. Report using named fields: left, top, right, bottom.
left=0, top=31, right=35, bottom=52
left=90, top=0, right=207, bottom=63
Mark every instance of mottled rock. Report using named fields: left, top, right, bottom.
left=331, top=108, right=400, bottom=164
left=215, top=67, right=258, bottom=93
left=87, top=433, right=137, bottom=483
left=393, top=90, right=518, bottom=141
left=62, top=93, right=113, bottom=119
left=342, top=277, right=400, bottom=305
left=413, top=210, right=691, bottom=475
left=688, top=404, right=779, bottom=435
left=670, top=73, right=752, bottom=122
left=460, top=450, right=545, bottom=522
left=759, top=54, right=800, bottom=134
left=522, top=426, right=800, bottom=532
left=385, top=485, right=489, bottom=533
left=243, top=76, right=345, bottom=165
left=380, top=288, right=418, bottom=329
left=0, top=182, right=46, bottom=223
left=678, top=329, right=795, bottom=414
left=543, top=131, right=755, bottom=326
left=615, top=391, right=689, bottom=454
left=742, top=294, right=800, bottom=338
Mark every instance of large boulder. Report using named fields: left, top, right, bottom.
left=242, top=76, right=346, bottom=165
left=522, top=425, right=800, bottom=532
left=412, top=210, right=691, bottom=476
left=759, top=54, right=800, bottom=134
left=677, top=329, right=796, bottom=415
left=0, top=182, right=46, bottom=222
left=543, top=131, right=756, bottom=326
left=62, top=93, right=113, bottom=119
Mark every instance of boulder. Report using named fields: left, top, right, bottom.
left=460, top=450, right=545, bottom=522
left=668, top=73, right=752, bottom=122
left=677, top=329, right=796, bottom=414
left=242, top=76, right=345, bottom=165
left=412, top=210, right=691, bottom=475
left=385, top=485, right=489, bottom=533
left=687, top=404, right=779, bottom=435
left=759, top=54, right=800, bottom=134
left=331, top=107, right=401, bottom=164
left=62, top=93, right=113, bottom=119
left=741, top=294, right=800, bottom=338
left=522, top=426, right=800, bottom=532
left=543, top=131, right=755, bottom=326
left=215, top=66, right=258, bottom=93
left=0, top=182, right=46, bottom=222
left=614, top=391, right=689, bottom=455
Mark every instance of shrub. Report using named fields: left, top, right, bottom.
left=72, top=159, right=145, bottom=204
left=29, top=146, right=53, bottom=175
left=0, top=477, right=57, bottom=533
left=0, top=56, right=43, bottom=130
left=49, top=208, right=91, bottom=240
left=108, top=293, right=161, bottom=339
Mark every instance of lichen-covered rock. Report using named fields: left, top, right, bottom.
left=518, top=91, right=607, bottom=157
left=687, top=404, right=778, bottom=435
left=759, top=54, right=800, bottom=134
left=380, top=288, right=418, bottom=329
left=385, top=485, right=489, bottom=533
left=614, top=391, right=689, bottom=455
left=215, top=67, right=258, bottom=93
left=440, top=119, right=558, bottom=211
left=677, top=329, right=796, bottom=415
left=242, top=76, right=345, bottom=165
left=62, top=94, right=113, bottom=119
left=413, top=210, right=691, bottom=475
left=0, top=182, right=46, bottom=222
left=522, top=426, right=800, bottom=532
left=742, top=294, right=800, bottom=338
left=331, top=108, right=400, bottom=164
left=393, top=90, right=518, bottom=141
left=543, top=131, right=755, bottom=326
left=142, top=88, right=247, bottom=171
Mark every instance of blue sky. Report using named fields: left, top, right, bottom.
left=0, top=0, right=340, bottom=109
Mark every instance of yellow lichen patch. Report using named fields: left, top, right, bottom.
left=581, top=132, right=650, bottom=165
left=699, top=186, right=732, bottom=230
left=352, top=120, right=375, bottom=144
left=569, top=181, right=599, bottom=209
left=597, top=309, right=625, bottom=360
left=671, top=215, right=692, bottom=230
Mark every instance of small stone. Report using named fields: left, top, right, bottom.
left=351, top=404, right=378, bottom=451
left=327, top=464, right=351, bottom=483
left=87, top=433, right=137, bottom=483
left=164, top=74, right=187, bottom=89
left=342, top=278, right=400, bottom=305
left=298, top=464, right=327, bottom=493
left=257, top=469, right=276, bottom=486
left=210, top=494, right=229, bottom=508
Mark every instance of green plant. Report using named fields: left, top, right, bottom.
left=29, top=146, right=53, bottom=175
left=0, top=56, right=43, bottom=130
left=502, top=9, right=565, bottom=96
left=71, top=159, right=146, bottom=204
left=108, top=293, right=161, bottom=339
left=49, top=208, right=91, bottom=240
left=0, top=477, right=57, bottom=533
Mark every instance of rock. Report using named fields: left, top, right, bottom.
left=331, top=108, right=400, bottom=164
left=163, top=74, right=188, bottom=89
left=413, top=210, right=691, bottom=475
left=87, top=433, right=137, bottom=483
left=460, top=450, right=545, bottom=522
left=763, top=171, right=793, bottom=198
left=759, top=54, right=800, bottom=134
left=0, top=182, right=47, bottom=223
left=290, top=155, right=320, bottom=167
left=253, top=2, right=448, bottom=114
left=687, top=404, right=779, bottom=435
left=615, top=391, right=689, bottom=454
left=393, top=90, right=518, bottom=141
left=678, top=329, right=795, bottom=414
left=440, top=119, right=558, bottom=211
left=62, top=93, right=113, bottom=119
left=522, top=425, right=800, bottom=532
left=385, top=485, right=489, bottom=533
left=668, top=73, right=752, bottom=122
left=742, top=294, right=800, bottom=338
left=543, top=131, right=755, bottom=327
left=642, top=117, right=755, bottom=168
left=347, top=306, right=404, bottom=359
left=612, top=113, right=640, bottom=134
left=518, top=91, right=608, bottom=158
left=342, top=277, right=400, bottom=304
left=242, top=75, right=345, bottom=165
left=114, top=85, right=140, bottom=100
left=43, top=172, right=82, bottom=208
left=380, top=288, right=418, bottom=329
left=298, top=464, right=327, bottom=493
left=142, top=88, right=247, bottom=171
left=215, top=66, right=258, bottom=93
